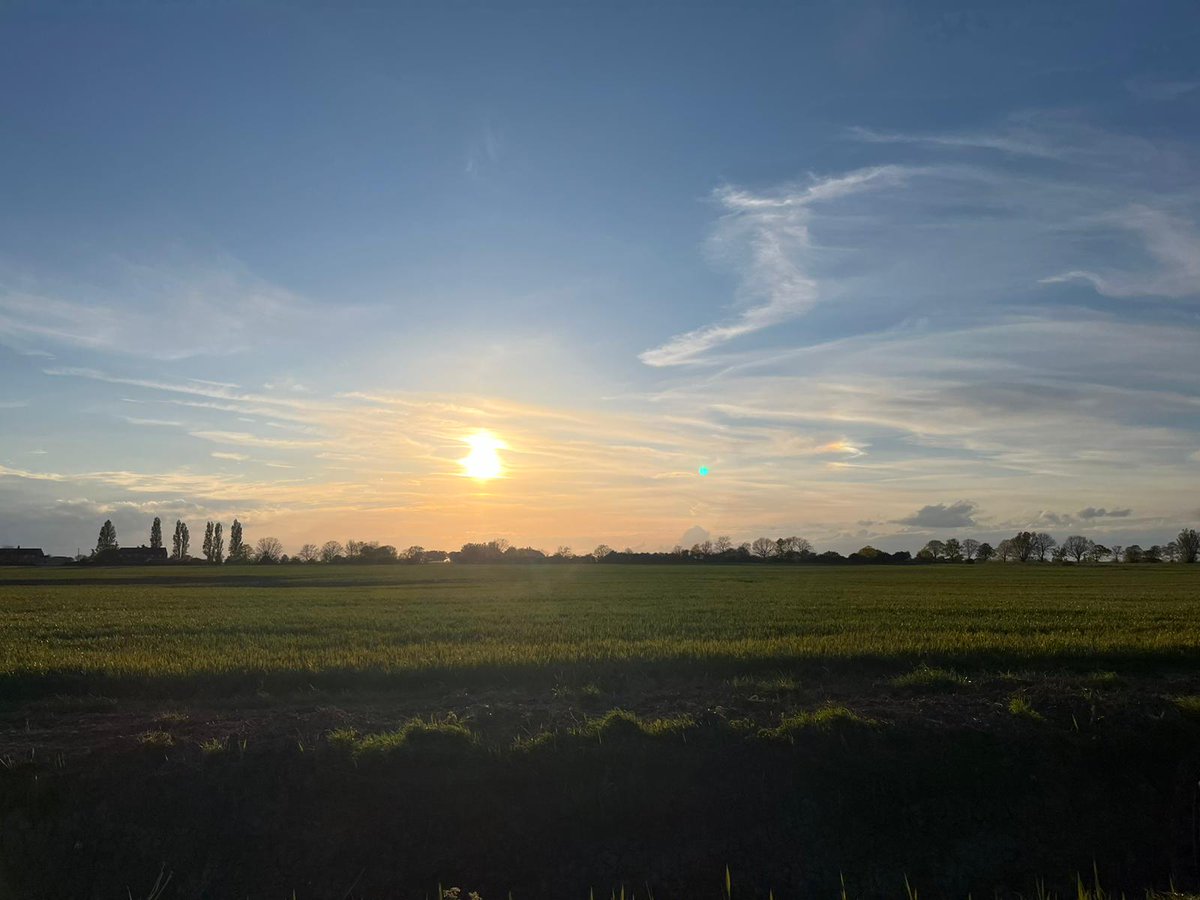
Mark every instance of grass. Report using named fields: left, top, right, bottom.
left=890, top=664, right=969, bottom=692
left=330, top=717, right=479, bottom=757
left=760, top=705, right=875, bottom=740
left=1172, top=695, right=1200, bottom=718
left=1, top=564, right=1199, bottom=694
left=576, top=708, right=696, bottom=740
left=1008, top=694, right=1045, bottom=721
left=138, top=729, right=175, bottom=748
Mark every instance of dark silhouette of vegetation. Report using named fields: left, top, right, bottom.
left=149, top=516, right=162, bottom=550
left=59, top=517, right=1200, bottom=567
left=94, top=519, right=118, bottom=555
left=227, top=519, right=247, bottom=563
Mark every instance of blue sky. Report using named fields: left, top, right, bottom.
left=2, top=2, right=1199, bottom=555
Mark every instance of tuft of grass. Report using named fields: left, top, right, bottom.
left=731, top=673, right=801, bottom=694
left=760, top=705, right=875, bottom=741
left=138, top=729, right=175, bottom=748
left=1172, top=696, right=1200, bottom=719
left=890, top=665, right=968, bottom=693
left=327, top=727, right=361, bottom=751
left=333, top=717, right=479, bottom=758
left=512, top=731, right=559, bottom=753
left=577, top=709, right=695, bottom=742
left=1008, top=695, right=1045, bottom=722
left=199, top=737, right=226, bottom=755
left=153, top=710, right=189, bottom=725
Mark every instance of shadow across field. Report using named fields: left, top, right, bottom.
left=3, top=704, right=1199, bottom=899
left=4, top=647, right=1200, bottom=703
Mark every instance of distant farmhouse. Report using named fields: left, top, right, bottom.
left=0, top=547, right=71, bottom=566
left=0, top=546, right=47, bottom=566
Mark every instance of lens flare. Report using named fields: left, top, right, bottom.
left=698, top=466, right=709, bottom=476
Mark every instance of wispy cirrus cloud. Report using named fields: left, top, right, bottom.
left=0, top=256, right=321, bottom=360
left=1041, top=205, right=1200, bottom=298
left=639, top=166, right=912, bottom=366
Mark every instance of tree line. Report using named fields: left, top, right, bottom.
left=87, top=519, right=1200, bottom=566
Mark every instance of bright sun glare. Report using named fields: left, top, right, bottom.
left=461, top=431, right=506, bottom=480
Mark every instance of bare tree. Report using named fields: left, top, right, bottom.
left=1087, top=543, right=1110, bottom=563
left=1030, top=532, right=1056, bottom=562
left=320, top=541, right=343, bottom=563
left=995, top=539, right=1014, bottom=562
left=750, top=537, right=777, bottom=558
left=296, top=543, right=319, bottom=563
left=943, top=538, right=962, bottom=561
left=961, top=538, right=980, bottom=561
left=1062, top=535, right=1093, bottom=564
left=592, top=544, right=613, bottom=559
left=1178, top=529, right=1200, bottom=564
left=254, top=537, right=284, bottom=564
left=776, top=536, right=812, bottom=557
left=922, top=540, right=945, bottom=560
left=714, top=536, right=733, bottom=553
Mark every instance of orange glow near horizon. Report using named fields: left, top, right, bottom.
left=460, top=431, right=506, bottom=480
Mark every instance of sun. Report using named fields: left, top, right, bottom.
left=460, top=431, right=506, bottom=480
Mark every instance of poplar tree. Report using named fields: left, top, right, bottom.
left=213, top=522, right=224, bottom=564
left=95, top=520, right=118, bottom=555
left=172, top=520, right=190, bottom=560
left=203, top=521, right=214, bottom=562
left=150, top=517, right=162, bottom=550
left=228, top=519, right=245, bottom=563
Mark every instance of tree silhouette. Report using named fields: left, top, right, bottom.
left=750, top=538, right=776, bottom=558
left=1178, top=529, right=1200, bottom=564
left=227, top=519, right=246, bottom=563
left=95, top=520, right=118, bottom=555
left=213, top=522, right=224, bottom=564
left=171, top=521, right=190, bottom=560
left=1062, top=535, right=1093, bottom=564
left=297, top=543, right=319, bottom=563
left=1030, top=532, right=1056, bottom=562
left=976, top=542, right=995, bottom=562
left=203, top=521, right=214, bottom=563
left=149, top=517, right=162, bottom=550
left=254, top=537, right=284, bottom=563
left=319, top=541, right=343, bottom=563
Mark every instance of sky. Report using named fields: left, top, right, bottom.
left=2, top=1, right=1199, bottom=557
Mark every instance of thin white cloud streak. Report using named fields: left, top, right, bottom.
left=640, top=167, right=912, bottom=366
left=0, top=256, right=335, bottom=360
left=643, top=114, right=1200, bottom=370
left=1041, top=205, right=1200, bottom=298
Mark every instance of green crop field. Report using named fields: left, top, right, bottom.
left=6, top=563, right=1200, bottom=899
left=2, top=564, right=1198, bottom=690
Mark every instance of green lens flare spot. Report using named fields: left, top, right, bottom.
left=698, top=466, right=709, bottom=476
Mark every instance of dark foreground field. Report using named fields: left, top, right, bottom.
left=2, top=564, right=1200, bottom=899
